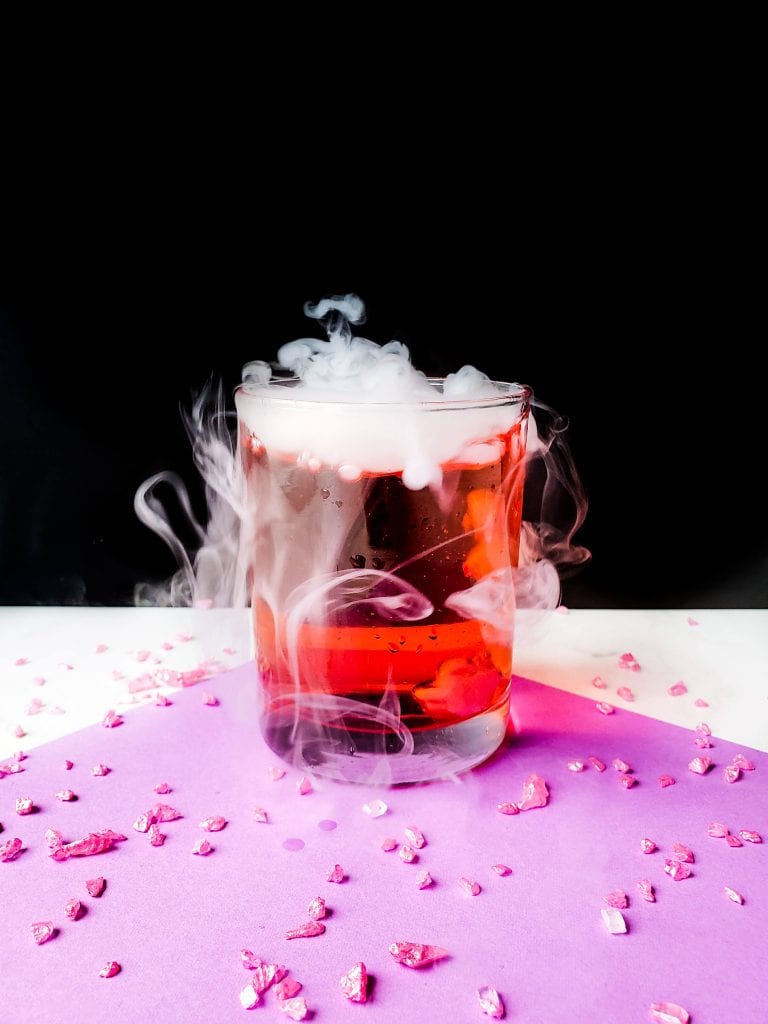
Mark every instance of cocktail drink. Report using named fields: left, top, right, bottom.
left=235, top=377, right=531, bottom=783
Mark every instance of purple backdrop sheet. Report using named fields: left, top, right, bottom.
left=1, top=665, right=765, bottom=1024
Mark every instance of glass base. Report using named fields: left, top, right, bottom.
left=260, top=697, right=510, bottom=786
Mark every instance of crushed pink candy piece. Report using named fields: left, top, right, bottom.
left=296, top=776, right=313, bottom=795
left=26, top=698, right=44, bottom=715
left=687, top=617, right=700, bottom=626
left=86, top=876, right=106, bottom=897
left=404, top=825, right=427, bottom=848
left=252, top=961, right=284, bottom=994
left=389, top=940, right=449, bottom=968
left=694, top=698, right=709, bottom=708
left=13, top=656, right=29, bottom=666
left=64, top=760, right=74, bottom=770
left=659, top=774, right=675, bottom=787
left=279, top=997, right=308, bottom=1021
left=151, top=803, right=182, bottom=822
left=496, top=802, right=519, bottom=815
left=327, top=863, right=345, bottom=882
left=148, top=824, right=165, bottom=846
left=13, top=725, right=26, bottom=738
left=478, top=985, right=505, bottom=1019
left=192, top=838, right=213, bottom=855
left=672, top=843, right=694, bottom=863
left=95, top=643, right=108, bottom=653
left=696, top=722, right=711, bottom=736
left=567, top=759, right=585, bottom=772
left=339, top=961, right=368, bottom=1003
left=640, top=838, right=657, bottom=854
left=688, top=756, right=712, bottom=775
left=588, top=756, right=606, bottom=772
left=102, top=710, right=122, bottom=728
left=664, top=859, right=692, bottom=880
left=15, top=796, right=34, bottom=815
left=458, top=876, right=481, bottom=896
left=724, top=764, right=741, bottom=784
left=154, top=693, right=171, bottom=706
left=398, top=844, right=418, bottom=863
left=285, top=920, right=325, bottom=940
left=154, top=782, right=171, bottom=794
left=637, top=879, right=655, bottom=902
left=707, top=822, right=729, bottom=838
left=732, top=753, right=755, bottom=771
left=45, top=828, right=63, bottom=849
left=92, top=764, right=111, bottom=776
left=274, top=979, right=302, bottom=1001
left=619, top=774, right=637, bottom=789
left=199, top=816, right=227, bottom=832
left=591, top=675, right=607, bottom=689
left=239, top=982, right=260, bottom=1009
left=738, top=829, right=762, bottom=843
left=601, top=907, right=627, bottom=934
left=596, top=702, right=615, bottom=716
left=362, top=799, right=388, bottom=817
left=618, top=652, right=640, bottom=671
left=612, top=758, right=632, bottom=773
left=517, top=773, right=549, bottom=811
left=267, top=766, right=286, bottom=780
left=725, top=834, right=743, bottom=848
left=0, top=837, right=23, bottom=862
left=240, top=949, right=262, bottom=970
left=492, top=864, right=512, bottom=876
left=694, top=735, right=712, bottom=749
left=667, top=681, right=687, bottom=697
left=308, top=896, right=326, bottom=920
left=53, top=831, right=124, bottom=860
left=254, top=807, right=269, bottom=824
left=55, top=789, right=76, bottom=802
left=201, top=691, right=219, bottom=706
left=649, top=1001, right=690, bottom=1024
left=382, top=837, right=398, bottom=851
left=31, top=921, right=55, bottom=945
left=616, top=687, right=634, bottom=702
left=724, top=886, right=744, bottom=904
left=604, top=890, right=628, bottom=909
left=133, top=813, right=152, bottom=834
left=416, top=870, right=434, bottom=889
left=64, top=898, right=82, bottom=921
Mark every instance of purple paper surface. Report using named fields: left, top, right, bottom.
left=1, top=665, right=766, bottom=1023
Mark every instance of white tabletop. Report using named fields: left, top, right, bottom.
left=1, top=607, right=766, bottom=761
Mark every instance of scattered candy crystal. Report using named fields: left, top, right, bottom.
left=202, top=691, right=219, bottom=706
left=44, top=828, right=63, bottom=849
left=694, top=697, right=709, bottom=707
left=492, top=864, right=512, bottom=876
left=64, top=760, right=74, bottom=770
left=496, top=802, right=519, bottom=815
left=738, top=829, right=762, bottom=843
left=696, top=722, right=711, bottom=736
left=604, top=890, right=628, bottom=908
left=151, top=803, right=181, bottom=822
left=285, top=920, right=325, bottom=939
left=199, top=816, right=227, bottom=832
left=416, top=870, right=434, bottom=888
left=588, top=756, right=606, bottom=772
left=724, top=765, right=740, bottom=784
left=724, top=886, right=744, bottom=904
left=64, top=898, right=82, bottom=920
left=619, top=774, right=637, bottom=789
left=458, top=876, right=481, bottom=896
left=612, top=758, right=632, bottom=773
left=92, top=764, right=110, bottom=776
left=688, top=756, right=712, bottom=775
left=649, top=1000, right=690, bottom=1023
left=617, top=687, right=634, bottom=702
left=618, top=652, right=640, bottom=671
left=268, top=766, right=286, bottom=780
left=32, top=921, right=55, bottom=945
left=148, top=824, right=165, bottom=846
left=707, top=822, right=729, bottom=838
left=640, top=838, right=657, bottom=854
left=254, top=807, right=269, bottom=824
left=694, top=735, right=712, bottom=748
left=308, top=896, right=326, bottom=920
left=388, top=940, right=449, bottom=968
left=567, top=760, right=585, bottom=772
left=15, top=797, right=34, bottom=815
left=362, top=799, right=388, bottom=817
left=398, top=844, right=418, bottom=863
left=404, top=825, right=426, bottom=848
left=154, top=782, right=171, bottom=794
left=382, top=837, right=398, bottom=851
left=86, top=876, right=106, bottom=897
left=659, top=774, right=675, bottom=787
left=478, top=985, right=505, bottom=1019
left=637, top=879, right=655, bottom=902
left=725, top=834, right=743, bottom=847
left=517, top=773, right=549, bottom=811
left=667, top=681, right=687, bottom=697
left=154, top=693, right=171, bottom=706
left=664, top=859, right=692, bottom=880
left=279, top=996, right=308, bottom=1020
left=52, top=831, right=125, bottom=860
left=296, top=776, right=313, bottom=795
left=239, top=981, right=260, bottom=1009
left=592, top=675, right=607, bottom=689
left=275, top=978, right=302, bottom=1001
left=732, top=753, right=755, bottom=771
left=251, top=961, right=283, bottom=993
left=55, top=789, right=76, bottom=802
left=133, top=813, right=151, bottom=833
left=13, top=725, right=26, bottom=738
left=339, top=961, right=368, bottom=1003
left=596, top=702, right=615, bottom=715
left=672, top=843, right=694, bottom=863
left=192, top=838, right=213, bottom=855
left=0, top=837, right=22, bottom=862
left=240, top=950, right=262, bottom=970
left=326, top=863, right=345, bottom=882
left=102, top=710, right=122, bottom=728
left=601, top=907, right=627, bottom=934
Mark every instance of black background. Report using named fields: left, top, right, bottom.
left=1, top=207, right=765, bottom=609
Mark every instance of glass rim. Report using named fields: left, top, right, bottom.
left=235, top=376, right=532, bottom=411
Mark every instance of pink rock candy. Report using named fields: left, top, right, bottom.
left=619, top=774, right=637, bottom=789
left=604, top=890, right=628, bottom=909
left=389, top=940, right=449, bottom=968
left=618, top=652, right=640, bottom=671
left=667, top=681, right=687, bottom=697
left=239, top=982, right=260, bottom=1009
left=724, top=886, right=744, bottom=904
left=725, top=834, right=743, bottom=847
left=254, top=808, right=269, bottom=823
left=688, top=756, right=712, bottom=775
left=279, top=997, right=308, bottom=1021
left=0, top=837, right=22, bottom=862
left=649, top=1000, right=690, bottom=1023
left=738, top=829, right=762, bottom=843
left=274, top=979, right=302, bottom=1001
left=64, top=760, right=74, bottom=770
left=596, top=702, right=615, bottom=715
left=601, top=907, right=627, bottom=934
left=588, top=756, right=606, bottom=772
left=362, top=799, right=388, bottom=817
left=285, top=920, right=325, bottom=940
left=567, top=759, right=585, bottom=772
left=267, top=766, right=286, bottom=780
left=339, top=961, right=368, bottom=1003
left=382, top=837, right=398, bottom=851
left=148, top=824, right=165, bottom=846
left=659, top=775, right=675, bottom=788
left=404, top=825, right=427, bottom=848
left=154, top=782, right=171, bottom=794
left=732, top=753, right=755, bottom=771
left=694, top=697, right=709, bottom=707
left=86, top=877, right=106, bottom=897
left=458, top=877, right=481, bottom=896
left=492, top=864, right=512, bottom=876
left=31, top=922, right=55, bottom=945
left=637, top=879, right=655, bottom=902
left=99, top=961, right=121, bottom=978
left=724, top=765, right=741, bottom=783
left=92, top=764, right=110, bottom=776
left=478, top=985, right=505, bottom=1019
left=416, top=870, right=434, bottom=889
left=707, top=822, right=729, bottom=838
left=496, top=802, right=519, bottom=815
left=612, top=758, right=632, bottom=773
left=591, top=675, right=607, bottom=689
left=640, top=838, right=657, bottom=854
left=671, top=843, right=694, bottom=863
left=151, top=803, right=182, bottom=822
left=327, top=863, right=345, bottom=882
left=664, top=859, right=692, bottom=880
left=308, top=896, right=326, bottom=920
left=55, top=790, right=76, bottom=802
left=202, top=691, right=219, bottom=706
left=616, top=686, right=634, bottom=702
left=296, top=776, right=313, bottom=795
left=15, top=796, right=34, bottom=815
left=398, top=844, right=418, bottom=863
left=517, top=773, right=549, bottom=811
left=102, top=710, right=122, bottom=728
left=199, top=816, right=227, bottom=832
left=64, top=898, right=82, bottom=920
left=192, top=838, right=213, bottom=855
